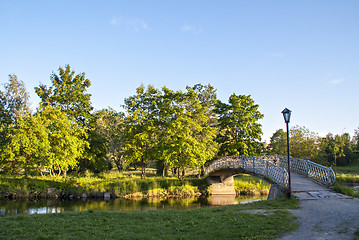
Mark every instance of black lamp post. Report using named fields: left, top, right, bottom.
left=281, top=108, right=292, bottom=199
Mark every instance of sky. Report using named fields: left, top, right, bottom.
left=1, top=0, right=358, bottom=142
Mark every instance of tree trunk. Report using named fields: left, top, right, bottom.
left=114, top=155, right=123, bottom=173
left=141, top=158, right=146, bottom=179
left=201, top=165, right=205, bottom=177
left=182, top=168, right=185, bottom=179
left=162, top=163, right=166, bottom=178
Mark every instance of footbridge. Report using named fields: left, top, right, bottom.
left=205, top=155, right=336, bottom=197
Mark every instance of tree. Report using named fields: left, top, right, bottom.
left=317, top=133, right=354, bottom=166
left=267, top=129, right=287, bottom=155
left=90, top=108, right=125, bottom=173
left=215, top=94, right=264, bottom=156
left=123, top=85, right=161, bottom=178
left=2, top=74, right=30, bottom=120
left=1, top=106, right=86, bottom=176
left=190, top=84, right=218, bottom=124
left=0, top=112, right=49, bottom=175
left=290, top=126, right=319, bottom=159
left=159, top=87, right=218, bottom=178
left=35, top=65, right=93, bottom=126
left=268, top=126, right=319, bottom=160
left=354, top=128, right=359, bottom=151
left=0, top=74, right=30, bottom=156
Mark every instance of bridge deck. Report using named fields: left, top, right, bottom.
left=291, top=173, right=350, bottom=200
left=291, top=173, right=328, bottom=192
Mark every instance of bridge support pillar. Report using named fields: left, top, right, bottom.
left=208, top=175, right=236, bottom=195
left=267, top=184, right=284, bottom=200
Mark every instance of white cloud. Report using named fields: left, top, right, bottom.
left=329, top=78, right=344, bottom=85
left=109, top=17, right=150, bottom=31
left=181, top=24, right=203, bottom=34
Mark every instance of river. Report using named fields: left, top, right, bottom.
left=0, top=194, right=268, bottom=216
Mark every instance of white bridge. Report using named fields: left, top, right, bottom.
left=205, top=155, right=335, bottom=194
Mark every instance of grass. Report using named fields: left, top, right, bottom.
left=234, top=174, right=271, bottom=196
left=0, top=169, right=275, bottom=200
left=0, top=169, right=209, bottom=199
left=0, top=198, right=299, bottom=240
left=331, top=160, right=359, bottom=198
left=354, top=229, right=359, bottom=240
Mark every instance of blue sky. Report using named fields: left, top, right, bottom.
left=1, top=0, right=358, bottom=142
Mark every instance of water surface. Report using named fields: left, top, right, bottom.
left=0, top=195, right=268, bottom=216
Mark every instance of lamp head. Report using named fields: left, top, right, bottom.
left=281, top=108, right=292, bottom=124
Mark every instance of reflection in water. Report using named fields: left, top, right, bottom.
left=0, top=194, right=267, bottom=216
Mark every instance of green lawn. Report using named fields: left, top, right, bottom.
left=0, top=198, right=299, bottom=240
left=331, top=160, right=359, bottom=198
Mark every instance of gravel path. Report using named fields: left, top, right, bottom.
left=277, top=174, right=359, bottom=240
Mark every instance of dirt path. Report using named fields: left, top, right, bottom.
left=277, top=173, right=359, bottom=240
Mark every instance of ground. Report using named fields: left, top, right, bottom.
left=277, top=173, right=359, bottom=240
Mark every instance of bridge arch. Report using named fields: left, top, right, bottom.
left=205, top=155, right=335, bottom=196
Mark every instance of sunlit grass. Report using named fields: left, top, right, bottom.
left=0, top=170, right=208, bottom=199
left=234, top=174, right=271, bottom=196
left=0, top=170, right=274, bottom=199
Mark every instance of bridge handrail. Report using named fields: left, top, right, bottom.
left=205, top=155, right=336, bottom=189
left=275, top=155, right=335, bottom=186
left=205, top=156, right=289, bottom=189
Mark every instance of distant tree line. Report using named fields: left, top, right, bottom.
left=0, top=65, right=264, bottom=178
left=267, top=126, right=359, bottom=166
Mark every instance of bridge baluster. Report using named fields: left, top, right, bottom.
left=205, top=155, right=333, bottom=192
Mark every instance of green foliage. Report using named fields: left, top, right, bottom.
left=0, top=75, right=30, bottom=155
left=1, top=74, right=30, bottom=122
left=268, top=126, right=359, bottom=167
left=83, top=108, right=125, bottom=173
left=159, top=87, right=218, bottom=170
left=1, top=106, right=86, bottom=176
left=0, top=199, right=298, bottom=240
left=0, top=112, right=49, bottom=174
left=35, top=64, right=93, bottom=126
left=215, top=94, right=264, bottom=156
left=316, top=133, right=356, bottom=166
left=123, top=85, right=218, bottom=178
left=123, top=85, right=161, bottom=177
left=290, top=126, right=319, bottom=159
left=267, top=129, right=287, bottom=155
left=268, top=126, right=320, bottom=160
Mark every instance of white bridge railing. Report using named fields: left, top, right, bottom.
left=205, top=155, right=335, bottom=189
left=205, top=156, right=289, bottom=189
left=274, top=155, right=335, bottom=186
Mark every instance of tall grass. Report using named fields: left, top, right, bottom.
left=0, top=171, right=208, bottom=199
left=234, top=174, right=271, bottom=196
left=0, top=170, right=272, bottom=200
left=331, top=160, right=359, bottom=198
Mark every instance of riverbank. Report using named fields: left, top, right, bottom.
left=0, top=198, right=299, bottom=240
left=331, top=162, right=359, bottom=198
left=0, top=171, right=270, bottom=200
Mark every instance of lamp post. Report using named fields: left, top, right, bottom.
left=281, top=108, right=292, bottom=199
